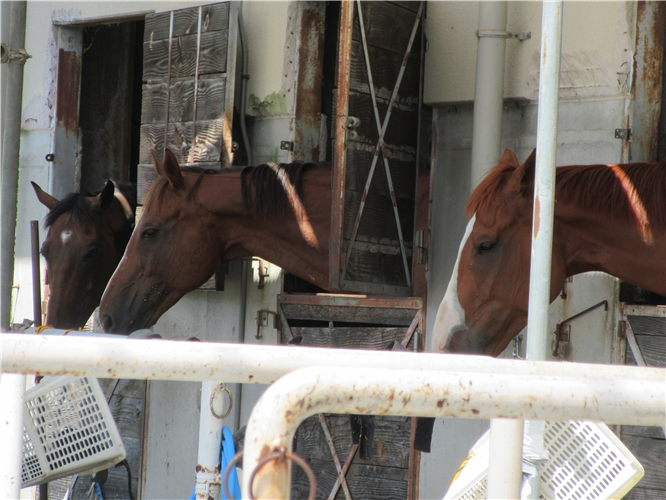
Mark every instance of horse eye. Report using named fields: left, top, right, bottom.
left=142, top=228, right=159, bottom=239
left=85, top=248, right=99, bottom=261
left=478, top=242, right=497, bottom=255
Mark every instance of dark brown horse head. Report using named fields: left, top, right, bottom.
left=431, top=148, right=567, bottom=356
left=99, top=150, right=226, bottom=333
left=33, top=180, right=135, bottom=329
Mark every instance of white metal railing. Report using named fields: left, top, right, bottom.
left=241, top=365, right=664, bottom=499
left=2, top=333, right=665, bottom=499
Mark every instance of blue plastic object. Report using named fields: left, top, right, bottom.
left=221, top=427, right=241, bottom=500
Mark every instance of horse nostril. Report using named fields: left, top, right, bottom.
left=101, top=314, right=114, bottom=333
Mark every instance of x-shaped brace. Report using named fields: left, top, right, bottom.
left=319, top=413, right=358, bottom=500
left=341, top=1, right=425, bottom=288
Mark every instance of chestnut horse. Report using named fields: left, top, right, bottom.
left=33, top=181, right=136, bottom=329
left=99, top=149, right=331, bottom=333
left=432, top=148, right=666, bottom=356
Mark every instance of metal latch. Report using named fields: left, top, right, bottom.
left=615, top=128, right=631, bottom=141
left=347, top=116, right=361, bottom=141
left=552, top=300, right=608, bottom=357
left=255, top=310, right=280, bottom=339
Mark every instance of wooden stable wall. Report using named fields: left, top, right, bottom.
left=278, top=294, right=423, bottom=500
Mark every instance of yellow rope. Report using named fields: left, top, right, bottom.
left=34, top=326, right=81, bottom=334
left=449, top=452, right=476, bottom=489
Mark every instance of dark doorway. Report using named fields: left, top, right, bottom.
left=79, top=20, right=144, bottom=192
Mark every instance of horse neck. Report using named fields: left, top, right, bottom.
left=197, top=169, right=332, bottom=290
left=554, top=201, right=666, bottom=296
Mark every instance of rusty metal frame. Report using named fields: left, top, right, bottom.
left=318, top=414, right=355, bottom=500
left=278, top=292, right=422, bottom=310
left=340, top=1, right=424, bottom=289
left=329, top=0, right=354, bottom=291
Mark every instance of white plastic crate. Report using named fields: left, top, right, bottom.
left=21, top=376, right=126, bottom=487
left=444, top=420, right=644, bottom=500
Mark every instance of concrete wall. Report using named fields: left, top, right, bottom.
left=425, top=1, right=636, bottom=104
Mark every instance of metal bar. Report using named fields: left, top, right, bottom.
left=30, top=221, right=42, bottom=327
left=4, top=334, right=664, bottom=384
left=400, top=313, right=420, bottom=347
left=163, top=11, right=174, bottom=157
left=624, top=320, right=666, bottom=438
left=195, top=381, right=223, bottom=500
left=1, top=1, right=28, bottom=332
left=0, top=373, right=26, bottom=500
left=622, top=304, right=666, bottom=317
left=342, top=1, right=423, bottom=286
left=329, top=0, right=354, bottom=290
left=523, top=3, right=564, bottom=497
left=222, top=2, right=240, bottom=167
left=241, top=365, right=665, bottom=498
left=488, top=419, right=523, bottom=500
left=278, top=293, right=422, bottom=309
left=188, top=6, right=203, bottom=165
left=525, top=0, right=563, bottom=361
left=318, top=414, right=352, bottom=500
left=328, top=444, right=358, bottom=500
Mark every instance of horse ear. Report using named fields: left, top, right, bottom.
left=499, top=148, right=519, bottom=167
left=97, top=180, right=116, bottom=211
left=162, top=148, right=184, bottom=190
left=31, top=181, right=59, bottom=210
left=504, top=148, right=537, bottom=196
left=152, top=150, right=164, bottom=176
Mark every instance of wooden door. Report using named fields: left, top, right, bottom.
left=137, top=1, right=239, bottom=202
left=330, top=1, right=426, bottom=297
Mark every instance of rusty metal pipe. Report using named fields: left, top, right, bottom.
left=3, top=333, right=665, bottom=384
left=242, top=365, right=665, bottom=498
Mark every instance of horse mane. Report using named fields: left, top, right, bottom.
left=466, top=158, right=666, bottom=229
left=241, top=161, right=325, bottom=216
left=145, top=161, right=330, bottom=218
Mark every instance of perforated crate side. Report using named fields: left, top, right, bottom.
left=21, top=377, right=126, bottom=487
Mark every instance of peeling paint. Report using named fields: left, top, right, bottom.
left=247, top=91, right=288, bottom=117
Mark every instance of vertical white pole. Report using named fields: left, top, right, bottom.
left=1, top=374, right=26, bottom=500
left=487, top=419, right=525, bottom=499
left=195, top=381, right=223, bottom=500
left=526, top=1, right=563, bottom=360
left=470, top=1, right=508, bottom=189
left=525, top=2, right=564, bottom=498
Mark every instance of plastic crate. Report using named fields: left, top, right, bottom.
left=21, top=376, right=126, bottom=487
left=444, top=420, right=644, bottom=500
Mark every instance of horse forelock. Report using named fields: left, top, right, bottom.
left=465, top=160, right=517, bottom=219
left=45, top=192, right=96, bottom=228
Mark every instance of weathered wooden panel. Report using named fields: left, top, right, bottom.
left=291, top=458, right=408, bottom=500
left=625, top=334, right=666, bottom=367
left=345, top=143, right=416, bottom=201
left=627, top=315, right=666, bottom=336
left=389, top=1, right=421, bottom=13
left=294, top=415, right=411, bottom=468
left=144, top=3, right=230, bottom=41
left=624, top=487, right=666, bottom=500
left=139, top=120, right=228, bottom=164
left=348, top=91, right=418, bottom=151
left=290, top=326, right=414, bottom=350
left=143, top=30, right=228, bottom=81
left=343, top=190, right=415, bottom=242
left=142, top=77, right=226, bottom=124
left=280, top=303, right=417, bottom=326
left=350, top=40, right=420, bottom=104
left=352, top=2, right=422, bottom=57
left=344, top=245, right=411, bottom=287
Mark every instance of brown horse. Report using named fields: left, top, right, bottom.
left=33, top=181, right=136, bottom=329
left=99, top=149, right=331, bottom=333
left=432, top=148, right=666, bottom=356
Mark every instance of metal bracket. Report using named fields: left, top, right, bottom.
left=280, top=140, right=293, bottom=151
left=45, top=154, right=55, bottom=163
left=476, top=30, right=531, bottom=41
left=552, top=300, right=608, bottom=357
left=615, top=128, right=631, bottom=141
left=255, top=310, right=279, bottom=339
left=1, top=43, right=32, bottom=64
left=254, top=258, right=270, bottom=289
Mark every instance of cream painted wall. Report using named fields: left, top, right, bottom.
left=425, top=1, right=636, bottom=104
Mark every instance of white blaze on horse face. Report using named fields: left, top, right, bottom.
left=431, top=214, right=476, bottom=354
left=60, top=230, right=72, bottom=245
